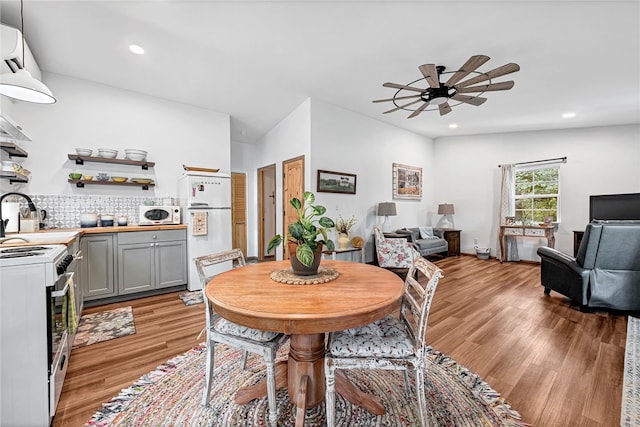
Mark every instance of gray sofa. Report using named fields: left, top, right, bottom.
left=537, top=220, right=640, bottom=311
left=394, top=227, right=448, bottom=258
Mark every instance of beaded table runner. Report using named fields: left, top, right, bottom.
left=270, top=267, right=339, bottom=285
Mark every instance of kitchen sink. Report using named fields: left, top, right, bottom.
left=0, top=231, right=79, bottom=244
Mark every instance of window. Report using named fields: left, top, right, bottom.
left=514, top=167, right=559, bottom=222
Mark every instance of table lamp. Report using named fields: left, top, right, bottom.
left=437, top=203, right=455, bottom=229
left=378, top=202, right=397, bottom=233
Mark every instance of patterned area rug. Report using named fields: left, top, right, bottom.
left=179, top=291, right=204, bottom=306
left=622, top=316, right=640, bottom=426
left=86, top=343, right=528, bottom=426
left=72, top=306, right=136, bottom=349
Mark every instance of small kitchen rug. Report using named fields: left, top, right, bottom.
left=72, top=306, right=136, bottom=349
left=178, top=291, right=204, bottom=306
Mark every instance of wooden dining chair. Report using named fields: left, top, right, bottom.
left=324, top=256, right=444, bottom=427
left=195, top=249, right=288, bottom=427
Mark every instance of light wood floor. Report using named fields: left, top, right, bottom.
left=53, top=255, right=630, bottom=426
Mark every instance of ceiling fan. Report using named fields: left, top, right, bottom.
left=373, top=55, right=520, bottom=118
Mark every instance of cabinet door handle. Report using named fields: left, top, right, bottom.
left=150, top=243, right=154, bottom=247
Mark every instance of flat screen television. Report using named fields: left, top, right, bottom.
left=589, top=193, right=640, bottom=221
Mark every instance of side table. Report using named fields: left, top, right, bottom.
left=437, top=229, right=461, bottom=256
left=322, top=247, right=365, bottom=263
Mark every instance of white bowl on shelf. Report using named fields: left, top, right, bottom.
left=124, top=149, right=147, bottom=161
left=97, top=148, right=118, bottom=158
left=75, top=148, right=93, bottom=156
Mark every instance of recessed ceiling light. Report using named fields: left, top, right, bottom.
left=562, top=112, right=576, bottom=118
left=129, top=44, right=145, bottom=55
left=449, top=123, right=458, bottom=129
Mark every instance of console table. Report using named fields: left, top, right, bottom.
left=322, top=247, right=365, bottom=263
left=499, top=224, right=555, bottom=263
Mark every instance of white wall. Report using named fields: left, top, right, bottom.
left=252, top=98, right=312, bottom=259
left=1, top=72, right=230, bottom=198
left=433, top=124, right=640, bottom=259
left=310, top=99, right=435, bottom=262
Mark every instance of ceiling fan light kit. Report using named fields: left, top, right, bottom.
left=374, top=55, right=519, bottom=118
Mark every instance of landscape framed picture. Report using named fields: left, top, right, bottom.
left=317, top=169, right=357, bottom=194
left=393, top=163, right=422, bottom=200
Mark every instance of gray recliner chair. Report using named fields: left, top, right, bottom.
left=537, top=220, right=640, bottom=311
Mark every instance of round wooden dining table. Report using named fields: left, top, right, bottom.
left=205, top=259, right=404, bottom=426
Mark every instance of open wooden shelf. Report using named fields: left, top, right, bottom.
left=1, top=141, right=28, bottom=158
left=68, top=179, right=155, bottom=190
left=67, top=154, right=155, bottom=170
left=1, top=172, right=29, bottom=183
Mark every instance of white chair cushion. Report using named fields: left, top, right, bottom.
left=329, top=316, right=413, bottom=358
left=214, top=318, right=280, bottom=342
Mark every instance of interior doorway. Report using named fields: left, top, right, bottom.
left=231, top=172, right=247, bottom=257
left=257, top=164, right=276, bottom=261
left=282, top=156, right=305, bottom=260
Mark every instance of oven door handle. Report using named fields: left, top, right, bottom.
left=51, top=272, right=74, bottom=298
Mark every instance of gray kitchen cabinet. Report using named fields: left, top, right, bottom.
left=117, top=229, right=187, bottom=295
left=80, top=234, right=117, bottom=300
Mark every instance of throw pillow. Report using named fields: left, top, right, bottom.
left=419, top=226, right=434, bottom=239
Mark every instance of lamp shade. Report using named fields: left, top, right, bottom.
left=437, top=203, right=455, bottom=215
left=0, top=69, right=56, bottom=104
left=378, top=202, right=397, bottom=217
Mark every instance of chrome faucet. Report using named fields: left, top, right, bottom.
left=0, top=192, right=37, bottom=238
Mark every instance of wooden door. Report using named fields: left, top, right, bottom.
left=258, top=164, right=276, bottom=260
left=231, top=172, right=247, bottom=257
left=282, top=156, right=305, bottom=260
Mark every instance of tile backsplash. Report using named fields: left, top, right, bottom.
left=28, top=194, right=167, bottom=228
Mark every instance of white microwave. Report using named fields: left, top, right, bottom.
left=139, top=206, right=181, bottom=225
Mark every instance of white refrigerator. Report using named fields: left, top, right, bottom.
left=178, top=171, right=232, bottom=291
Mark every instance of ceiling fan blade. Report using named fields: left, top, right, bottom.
left=418, top=64, right=440, bottom=88
left=455, top=63, right=520, bottom=88
left=407, top=101, right=431, bottom=118
left=444, top=55, right=490, bottom=87
left=372, top=94, right=422, bottom=103
left=383, top=99, right=423, bottom=114
left=439, top=102, right=452, bottom=116
left=456, top=81, right=515, bottom=93
left=383, top=82, right=425, bottom=93
left=451, top=93, right=487, bottom=106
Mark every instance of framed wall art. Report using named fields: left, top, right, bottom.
left=392, top=163, right=422, bottom=200
left=317, top=169, right=357, bottom=194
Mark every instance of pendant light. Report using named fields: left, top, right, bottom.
left=0, top=0, right=56, bottom=104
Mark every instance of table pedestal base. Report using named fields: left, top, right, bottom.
left=233, top=332, right=385, bottom=426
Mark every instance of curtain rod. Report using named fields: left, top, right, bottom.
left=498, top=156, right=567, bottom=167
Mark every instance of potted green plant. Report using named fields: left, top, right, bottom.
left=267, top=191, right=335, bottom=275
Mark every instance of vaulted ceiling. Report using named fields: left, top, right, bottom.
left=1, top=1, right=639, bottom=144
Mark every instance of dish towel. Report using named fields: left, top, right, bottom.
left=192, top=211, right=208, bottom=236
left=61, top=275, right=79, bottom=334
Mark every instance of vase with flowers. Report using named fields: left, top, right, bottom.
left=334, top=214, right=357, bottom=250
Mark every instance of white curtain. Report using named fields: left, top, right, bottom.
left=497, top=164, right=519, bottom=262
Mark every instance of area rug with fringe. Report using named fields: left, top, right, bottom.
left=622, top=316, right=640, bottom=426
left=86, top=342, right=527, bottom=426
left=72, top=306, right=135, bottom=349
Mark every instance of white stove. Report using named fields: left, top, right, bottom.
left=0, top=244, right=68, bottom=264
left=0, top=243, right=76, bottom=426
